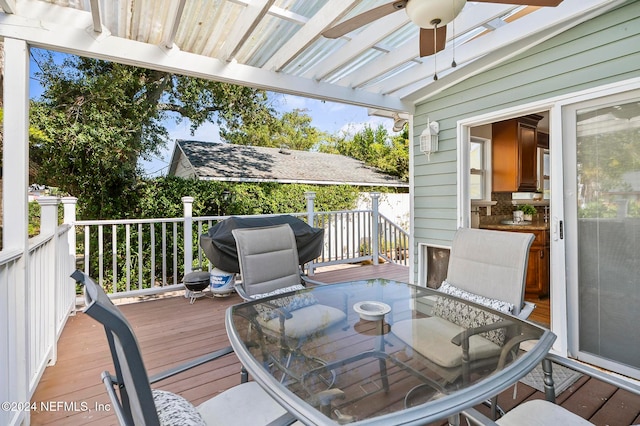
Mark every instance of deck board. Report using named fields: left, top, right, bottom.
left=30, top=263, right=638, bottom=425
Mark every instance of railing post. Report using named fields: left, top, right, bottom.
left=182, top=197, right=194, bottom=275
left=371, top=192, right=380, bottom=266
left=305, top=191, right=316, bottom=226
left=304, top=192, right=317, bottom=275
left=38, top=196, right=60, bottom=235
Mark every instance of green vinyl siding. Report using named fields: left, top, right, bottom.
left=411, top=0, right=640, bottom=280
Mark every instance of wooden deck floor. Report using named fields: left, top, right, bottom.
left=31, top=263, right=638, bottom=425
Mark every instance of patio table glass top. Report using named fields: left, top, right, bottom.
left=225, top=279, right=556, bottom=425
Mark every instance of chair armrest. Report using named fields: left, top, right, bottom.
left=234, top=282, right=250, bottom=300
left=450, top=320, right=512, bottom=346
left=301, top=273, right=330, bottom=287
left=149, top=346, right=234, bottom=384
left=517, top=301, right=536, bottom=320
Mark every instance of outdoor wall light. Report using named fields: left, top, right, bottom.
left=420, top=120, right=439, bottom=161
left=392, top=113, right=409, bottom=132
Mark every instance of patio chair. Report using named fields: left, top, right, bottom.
left=464, top=399, right=594, bottom=425
left=392, top=228, right=535, bottom=417
left=71, top=269, right=295, bottom=426
left=231, top=224, right=347, bottom=385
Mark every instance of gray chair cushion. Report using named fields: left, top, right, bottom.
left=393, top=316, right=501, bottom=368
left=152, top=389, right=206, bottom=426
left=197, top=381, right=293, bottom=426
left=260, top=304, right=347, bottom=339
left=496, top=399, right=594, bottom=425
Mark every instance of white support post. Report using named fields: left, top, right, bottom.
left=37, top=197, right=60, bottom=364
left=182, top=197, right=194, bottom=276
left=304, top=192, right=317, bottom=275
left=1, top=38, right=30, bottom=426
left=371, top=192, right=381, bottom=266
left=304, top=191, right=316, bottom=226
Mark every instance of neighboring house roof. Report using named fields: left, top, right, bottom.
left=168, top=140, right=408, bottom=188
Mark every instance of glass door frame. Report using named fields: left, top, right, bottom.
left=562, top=87, right=640, bottom=379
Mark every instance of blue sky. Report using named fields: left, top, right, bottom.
left=29, top=48, right=392, bottom=177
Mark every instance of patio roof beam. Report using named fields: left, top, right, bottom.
left=88, top=0, right=102, bottom=34
left=0, top=0, right=15, bottom=14
left=162, top=0, right=186, bottom=49
left=303, top=10, right=411, bottom=82
left=0, top=11, right=410, bottom=112
left=262, top=0, right=361, bottom=72
left=220, top=0, right=277, bottom=61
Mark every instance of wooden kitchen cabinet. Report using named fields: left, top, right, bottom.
left=492, top=115, right=542, bottom=192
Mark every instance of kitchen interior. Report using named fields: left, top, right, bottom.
left=470, top=112, right=551, bottom=327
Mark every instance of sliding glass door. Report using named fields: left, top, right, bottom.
left=563, top=92, right=640, bottom=379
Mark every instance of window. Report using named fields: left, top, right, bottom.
left=470, top=137, right=490, bottom=200
left=538, top=147, right=550, bottom=198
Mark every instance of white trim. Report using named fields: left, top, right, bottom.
left=198, top=176, right=409, bottom=187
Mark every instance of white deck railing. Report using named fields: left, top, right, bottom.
left=76, top=192, right=409, bottom=298
left=0, top=197, right=77, bottom=426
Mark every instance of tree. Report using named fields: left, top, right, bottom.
left=29, top=51, right=274, bottom=218
left=320, top=124, right=409, bottom=181
left=221, top=108, right=330, bottom=151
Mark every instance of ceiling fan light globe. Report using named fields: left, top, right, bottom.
left=406, top=0, right=466, bottom=28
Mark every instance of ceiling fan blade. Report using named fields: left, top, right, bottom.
left=472, top=0, right=563, bottom=6
left=419, top=26, right=447, bottom=57
left=323, top=0, right=408, bottom=39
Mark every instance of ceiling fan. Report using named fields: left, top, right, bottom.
left=323, top=0, right=564, bottom=57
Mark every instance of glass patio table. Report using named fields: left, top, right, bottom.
left=225, top=279, right=556, bottom=425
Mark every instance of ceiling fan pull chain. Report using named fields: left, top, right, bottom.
left=432, top=18, right=440, bottom=81
left=451, top=0, right=457, bottom=68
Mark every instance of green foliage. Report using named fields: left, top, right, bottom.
left=135, top=176, right=360, bottom=218
left=221, top=108, right=330, bottom=151
left=29, top=51, right=274, bottom=219
left=517, top=204, right=537, bottom=215
left=320, top=124, right=409, bottom=181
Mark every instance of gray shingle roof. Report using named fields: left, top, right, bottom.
left=171, top=140, right=407, bottom=187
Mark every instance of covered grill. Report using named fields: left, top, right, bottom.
left=200, top=215, right=324, bottom=273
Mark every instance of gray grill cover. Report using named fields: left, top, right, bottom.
left=199, top=215, right=324, bottom=273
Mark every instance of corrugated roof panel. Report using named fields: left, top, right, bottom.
left=317, top=22, right=416, bottom=84
left=174, top=0, right=241, bottom=56
left=234, top=0, right=330, bottom=68
left=281, top=36, right=349, bottom=77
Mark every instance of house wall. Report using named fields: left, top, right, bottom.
left=410, top=0, right=640, bottom=281
left=172, top=151, right=196, bottom=179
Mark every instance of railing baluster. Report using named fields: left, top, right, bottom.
left=125, top=224, right=131, bottom=292
left=150, top=223, right=155, bottom=288
left=98, top=225, right=104, bottom=288
left=112, top=225, right=118, bottom=293
left=162, top=222, right=167, bottom=287
left=138, top=223, right=143, bottom=290
left=84, top=225, right=90, bottom=275
left=173, top=222, right=178, bottom=285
